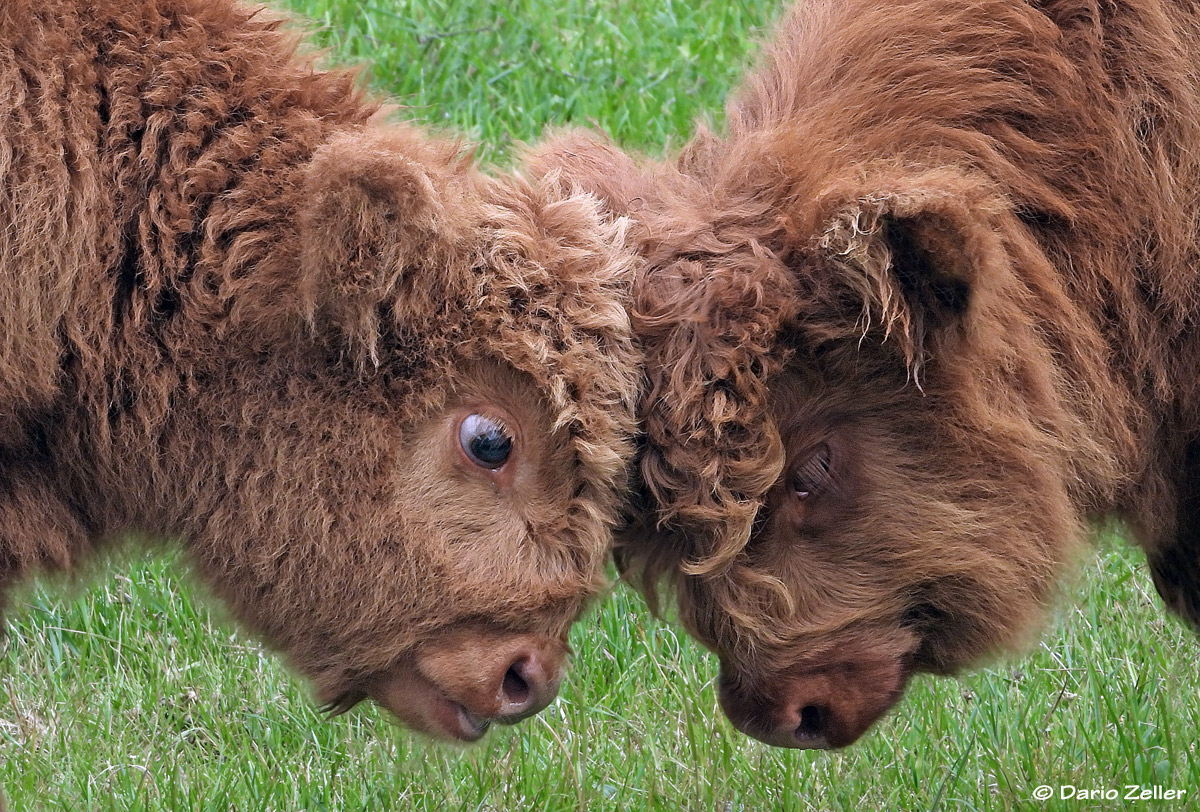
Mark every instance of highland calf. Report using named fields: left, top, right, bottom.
left=530, top=0, right=1200, bottom=748
left=0, top=0, right=640, bottom=750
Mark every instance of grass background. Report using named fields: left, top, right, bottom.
left=3, top=1, right=1199, bottom=809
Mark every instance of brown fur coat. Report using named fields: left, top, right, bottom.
left=0, top=0, right=641, bottom=744
left=530, top=0, right=1200, bottom=747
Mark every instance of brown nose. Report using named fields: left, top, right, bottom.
left=718, top=657, right=910, bottom=749
left=366, top=631, right=570, bottom=742
left=494, top=645, right=565, bottom=723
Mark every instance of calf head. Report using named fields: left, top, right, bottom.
left=143, top=127, right=641, bottom=741
left=529, top=131, right=1102, bottom=748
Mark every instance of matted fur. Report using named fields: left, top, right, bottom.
left=529, top=0, right=1200, bottom=747
left=0, top=0, right=641, bottom=745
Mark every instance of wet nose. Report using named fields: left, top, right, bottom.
left=493, top=642, right=566, bottom=723
left=773, top=687, right=847, bottom=749
left=719, top=657, right=911, bottom=749
left=791, top=701, right=834, bottom=748
left=365, top=630, right=571, bottom=742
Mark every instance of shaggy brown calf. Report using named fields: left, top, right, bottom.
left=0, top=0, right=641, bottom=748
left=531, top=0, right=1200, bottom=748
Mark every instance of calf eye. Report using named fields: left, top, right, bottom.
left=792, top=443, right=832, bottom=500
left=459, top=414, right=513, bottom=469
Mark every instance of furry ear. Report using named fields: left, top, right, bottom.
left=521, top=129, right=653, bottom=220
left=298, top=127, right=474, bottom=363
left=817, top=169, right=1005, bottom=372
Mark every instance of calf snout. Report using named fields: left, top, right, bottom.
left=366, top=628, right=569, bottom=742
left=718, top=656, right=911, bottom=749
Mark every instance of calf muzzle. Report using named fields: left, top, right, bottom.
left=718, top=655, right=911, bottom=749
left=366, top=629, right=569, bottom=742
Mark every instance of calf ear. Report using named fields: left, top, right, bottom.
left=817, top=170, right=1005, bottom=373
left=521, top=129, right=653, bottom=221
left=297, top=128, right=473, bottom=364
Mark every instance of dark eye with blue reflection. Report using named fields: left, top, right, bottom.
left=459, top=414, right=513, bottom=469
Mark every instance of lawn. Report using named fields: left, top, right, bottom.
left=3, top=1, right=1199, bottom=810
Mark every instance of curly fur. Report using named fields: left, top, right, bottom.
left=529, top=0, right=1200, bottom=746
left=0, top=0, right=642, bottom=747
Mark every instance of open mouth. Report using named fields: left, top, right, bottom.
left=417, top=690, right=496, bottom=742
left=323, top=662, right=499, bottom=743
left=318, top=630, right=568, bottom=742
left=373, top=663, right=497, bottom=742
left=449, top=704, right=493, bottom=741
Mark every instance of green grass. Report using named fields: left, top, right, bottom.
left=282, top=0, right=774, bottom=159
left=4, top=1, right=1200, bottom=809
left=5, top=541, right=1199, bottom=810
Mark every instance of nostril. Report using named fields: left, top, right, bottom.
left=796, top=704, right=826, bottom=741
left=493, top=647, right=564, bottom=723
left=501, top=660, right=532, bottom=708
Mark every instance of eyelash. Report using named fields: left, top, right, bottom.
left=792, top=444, right=833, bottom=499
